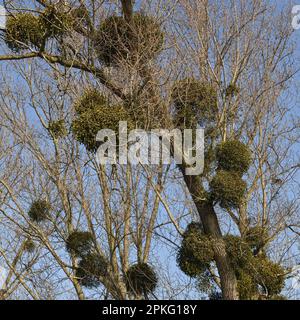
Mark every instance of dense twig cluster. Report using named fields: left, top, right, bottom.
left=125, top=263, right=158, bottom=296
left=28, top=199, right=51, bottom=223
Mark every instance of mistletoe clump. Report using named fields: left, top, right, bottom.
left=23, top=239, right=35, bottom=253
left=223, top=235, right=285, bottom=299
left=177, top=245, right=209, bottom=278
left=5, top=13, right=45, bottom=52
left=96, top=13, right=164, bottom=65
left=253, top=257, right=285, bottom=297
left=235, top=257, right=285, bottom=300
left=182, top=223, right=214, bottom=262
left=209, top=170, right=247, bottom=208
left=243, top=226, right=268, bottom=251
left=41, top=5, right=75, bottom=37
left=171, top=79, right=218, bottom=128
left=66, top=231, right=94, bottom=257
left=48, top=120, right=68, bottom=139
left=225, top=83, right=240, bottom=97
left=224, top=235, right=253, bottom=270
left=216, top=140, right=252, bottom=174
left=5, top=5, right=75, bottom=52
left=125, top=263, right=158, bottom=295
left=75, top=253, right=108, bottom=288
left=72, top=89, right=134, bottom=152
left=72, top=105, right=133, bottom=152
left=177, top=223, right=214, bottom=278
left=28, top=199, right=50, bottom=222
left=74, top=88, right=108, bottom=115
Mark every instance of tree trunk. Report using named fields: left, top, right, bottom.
left=121, top=0, right=134, bottom=21
left=179, top=168, right=239, bottom=300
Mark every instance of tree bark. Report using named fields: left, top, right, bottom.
left=121, top=0, right=134, bottom=21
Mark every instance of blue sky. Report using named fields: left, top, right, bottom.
left=0, top=5, right=5, bottom=29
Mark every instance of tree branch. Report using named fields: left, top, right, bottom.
left=121, top=0, right=134, bottom=21
left=0, top=51, right=126, bottom=99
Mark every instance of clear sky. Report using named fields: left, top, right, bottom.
left=0, top=5, right=5, bottom=30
